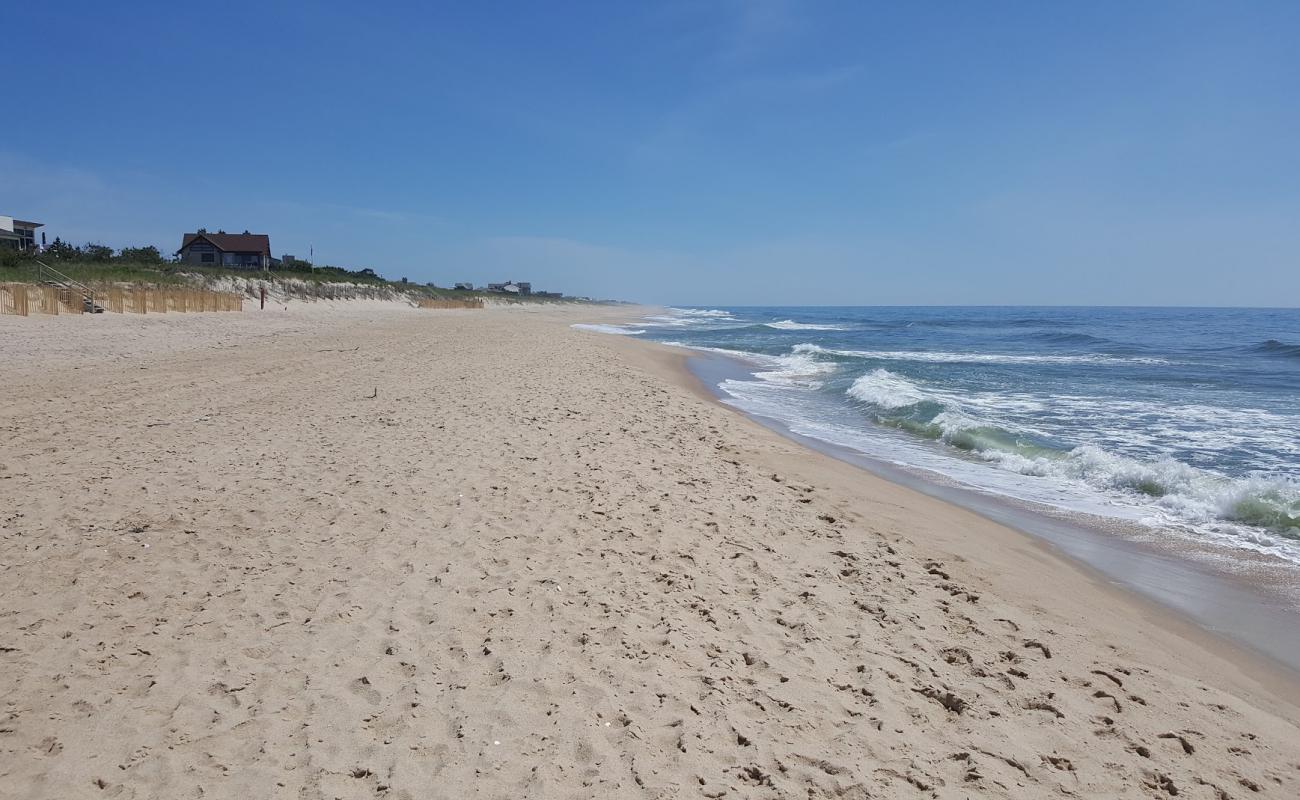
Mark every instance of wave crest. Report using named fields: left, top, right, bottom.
left=1022, top=331, right=1111, bottom=345
left=667, top=307, right=735, bottom=318
left=1248, top=339, right=1300, bottom=359
left=570, top=323, right=645, bottom=335
left=766, top=319, right=851, bottom=331
left=846, top=369, right=930, bottom=409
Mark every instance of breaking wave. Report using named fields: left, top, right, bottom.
left=765, top=319, right=853, bottom=331
left=639, top=308, right=747, bottom=329
left=570, top=323, right=645, bottom=335
left=846, top=368, right=931, bottom=408
left=667, top=308, right=736, bottom=318
left=796, top=343, right=1167, bottom=366
left=841, top=369, right=1300, bottom=545
left=740, top=348, right=838, bottom=387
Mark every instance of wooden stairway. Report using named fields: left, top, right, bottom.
left=37, top=261, right=104, bottom=313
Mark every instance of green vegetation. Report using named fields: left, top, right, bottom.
left=0, top=259, right=191, bottom=286
left=0, top=241, right=600, bottom=303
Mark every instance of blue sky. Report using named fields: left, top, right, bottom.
left=3, top=1, right=1298, bottom=305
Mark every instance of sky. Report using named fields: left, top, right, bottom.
left=3, top=1, right=1299, bottom=306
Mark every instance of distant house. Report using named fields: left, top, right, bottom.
left=176, top=231, right=272, bottom=269
left=0, top=216, right=42, bottom=251
left=454, top=282, right=474, bottom=291
left=485, top=280, right=532, bottom=295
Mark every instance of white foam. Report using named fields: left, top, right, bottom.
left=667, top=307, right=735, bottom=318
left=662, top=342, right=837, bottom=389
left=640, top=309, right=746, bottom=329
left=846, top=369, right=931, bottom=409
left=980, top=444, right=1300, bottom=533
left=754, top=351, right=838, bottom=388
left=570, top=323, right=645, bottom=335
left=814, top=347, right=1169, bottom=366
left=765, top=319, right=852, bottom=331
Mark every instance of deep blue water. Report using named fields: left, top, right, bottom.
left=577, top=307, right=1300, bottom=563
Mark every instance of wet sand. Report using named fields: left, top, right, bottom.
left=2, top=304, right=1298, bottom=799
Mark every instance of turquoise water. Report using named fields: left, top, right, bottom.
left=578, top=307, right=1300, bottom=563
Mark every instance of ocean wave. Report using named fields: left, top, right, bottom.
left=667, top=307, right=736, bottom=318
left=1248, top=339, right=1300, bottom=359
left=640, top=309, right=747, bottom=329
left=1021, top=331, right=1111, bottom=345
left=988, top=446, right=1300, bottom=540
left=799, top=343, right=1167, bottom=366
left=765, top=319, right=852, bottom=331
left=570, top=323, right=645, bottom=335
left=839, top=369, right=1300, bottom=542
left=899, top=316, right=1079, bottom=329
left=664, top=342, right=838, bottom=388
left=640, top=316, right=692, bottom=327
left=846, top=369, right=931, bottom=408
left=751, top=350, right=838, bottom=388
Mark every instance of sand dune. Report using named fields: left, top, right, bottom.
left=2, top=305, right=1297, bottom=798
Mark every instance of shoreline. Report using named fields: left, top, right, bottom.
left=4, top=304, right=1298, bottom=797
left=677, top=343, right=1300, bottom=677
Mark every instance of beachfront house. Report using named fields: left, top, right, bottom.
left=454, top=282, right=475, bottom=291
left=485, top=281, right=532, bottom=295
left=176, top=231, right=272, bottom=269
left=0, top=216, right=43, bottom=252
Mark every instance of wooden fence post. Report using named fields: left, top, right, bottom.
left=0, top=285, right=21, bottom=316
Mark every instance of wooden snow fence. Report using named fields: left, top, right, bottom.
left=1, top=284, right=31, bottom=316
left=0, top=284, right=85, bottom=316
left=417, top=298, right=485, bottom=309
left=0, top=284, right=243, bottom=316
left=122, top=288, right=243, bottom=313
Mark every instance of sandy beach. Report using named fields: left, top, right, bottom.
left=3, top=304, right=1299, bottom=799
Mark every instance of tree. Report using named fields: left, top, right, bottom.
left=117, top=245, right=164, bottom=263
left=84, top=243, right=114, bottom=262
left=44, top=238, right=81, bottom=260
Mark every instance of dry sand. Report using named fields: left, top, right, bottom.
left=2, top=304, right=1298, bottom=799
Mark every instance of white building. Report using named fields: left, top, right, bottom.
left=0, top=216, right=43, bottom=252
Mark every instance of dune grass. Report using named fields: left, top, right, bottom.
left=0, top=260, right=600, bottom=303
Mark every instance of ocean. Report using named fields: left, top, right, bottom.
left=577, top=307, right=1300, bottom=565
